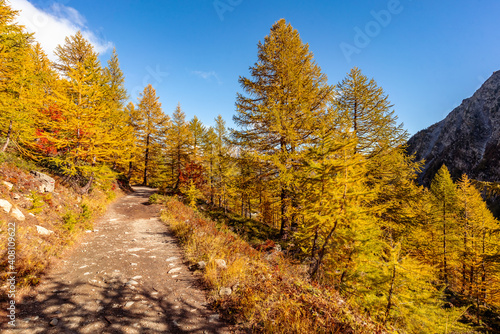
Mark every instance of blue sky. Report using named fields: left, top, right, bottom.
left=9, top=0, right=500, bottom=136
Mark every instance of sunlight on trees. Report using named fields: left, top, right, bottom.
left=2, top=3, right=499, bottom=331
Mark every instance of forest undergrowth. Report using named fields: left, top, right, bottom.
left=159, top=195, right=383, bottom=334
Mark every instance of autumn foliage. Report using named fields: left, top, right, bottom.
left=2, top=2, right=500, bottom=331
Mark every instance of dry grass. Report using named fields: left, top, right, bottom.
left=161, top=197, right=385, bottom=334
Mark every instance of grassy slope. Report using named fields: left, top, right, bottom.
left=159, top=196, right=385, bottom=334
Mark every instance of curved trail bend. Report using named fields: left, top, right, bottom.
left=5, top=186, right=234, bottom=333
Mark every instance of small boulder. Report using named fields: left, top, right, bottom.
left=0, top=199, right=12, bottom=213
left=219, top=287, right=232, bottom=296
left=36, top=225, right=54, bottom=235
left=189, top=261, right=207, bottom=271
left=49, top=318, right=58, bottom=326
left=2, top=181, right=13, bottom=191
left=208, top=314, right=220, bottom=322
left=168, top=267, right=182, bottom=274
left=30, top=171, right=55, bottom=193
left=214, top=259, right=227, bottom=269
left=10, top=207, right=24, bottom=221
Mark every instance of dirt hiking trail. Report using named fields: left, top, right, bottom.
left=3, top=186, right=237, bottom=333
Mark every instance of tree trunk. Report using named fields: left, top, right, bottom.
left=248, top=197, right=251, bottom=219
left=469, top=264, right=474, bottom=298
left=2, top=120, right=13, bottom=152
left=443, top=201, right=448, bottom=285
left=310, top=221, right=338, bottom=279
left=481, top=230, right=486, bottom=304
left=280, top=186, right=288, bottom=238
left=210, top=157, right=214, bottom=204
left=128, top=161, right=133, bottom=181
left=462, top=202, right=468, bottom=294
left=80, top=174, right=94, bottom=195
left=383, top=263, right=397, bottom=325
left=241, top=194, right=244, bottom=216
left=310, top=229, right=319, bottom=273
left=340, top=250, right=354, bottom=284
left=174, top=145, right=181, bottom=190
left=279, top=137, right=289, bottom=238
left=143, top=133, right=150, bottom=186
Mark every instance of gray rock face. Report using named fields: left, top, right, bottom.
left=30, top=171, right=55, bottom=192
left=407, top=70, right=500, bottom=185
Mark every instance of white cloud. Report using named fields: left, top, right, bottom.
left=9, top=0, right=113, bottom=60
left=192, top=70, right=222, bottom=85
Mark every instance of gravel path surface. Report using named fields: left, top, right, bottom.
left=3, top=186, right=236, bottom=333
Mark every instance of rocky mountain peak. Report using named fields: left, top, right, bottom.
left=407, top=70, right=500, bottom=185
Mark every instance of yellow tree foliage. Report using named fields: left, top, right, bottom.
left=38, top=32, right=126, bottom=192
left=101, top=48, right=134, bottom=172
left=296, top=109, right=374, bottom=281
left=457, top=175, right=500, bottom=311
left=335, top=67, right=407, bottom=157
left=0, top=2, right=38, bottom=152
left=166, top=103, right=191, bottom=191
left=189, top=115, right=206, bottom=161
left=133, top=84, right=169, bottom=186
left=430, top=164, right=459, bottom=286
left=233, top=18, right=332, bottom=237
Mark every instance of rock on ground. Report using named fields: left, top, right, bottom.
left=30, top=171, right=55, bottom=193
left=35, top=225, right=54, bottom=235
left=10, top=207, right=25, bottom=221
left=0, top=198, right=12, bottom=213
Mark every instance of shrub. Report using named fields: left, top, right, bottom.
left=28, top=190, right=45, bottom=214
left=81, top=203, right=92, bottom=221
left=149, top=193, right=160, bottom=204
left=62, top=211, right=78, bottom=231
